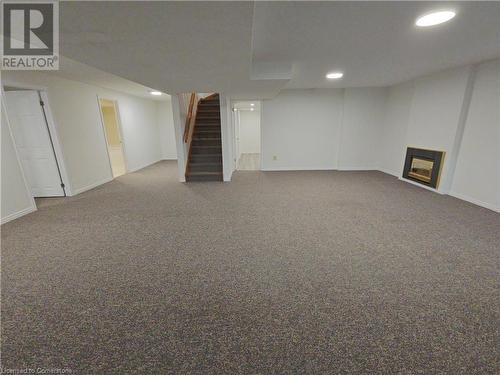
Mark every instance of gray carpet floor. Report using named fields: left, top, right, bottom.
left=1, top=161, right=499, bottom=374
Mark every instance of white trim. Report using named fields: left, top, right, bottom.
left=261, top=166, right=336, bottom=171
left=70, top=160, right=159, bottom=196
left=337, top=166, right=378, bottom=171
left=1, top=206, right=37, bottom=225
left=449, top=191, right=500, bottom=213
left=71, top=176, right=114, bottom=196
left=127, top=159, right=161, bottom=173
left=378, top=168, right=400, bottom=177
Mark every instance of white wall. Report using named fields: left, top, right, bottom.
left=261, top=88, right=387, bottom=171
left=258, top=60, right=499, bottom=211
left=111, top=93, right=161, bottom=173
left=405, top=65, right=473, bottom=193
left=450, top=60, right=500, bottom=211
left=157, top=100, right=177, bottom=160
left=338, top=88, right=387, bottom=170
left=2, top=71, right=163, bottom=196
left=238, top=110, right=260, bottom=155
left=220, top=94, right=234, bottom=181
left=1, top=100, right=36, bottom=223
left=261, top=89, right=343, bottom=170
left=378, top=82, right=414, bottom=177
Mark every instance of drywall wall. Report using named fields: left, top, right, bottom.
left=220, top=94, right=234, bottom=181
left=379, top=82, right=414, bottom=177
left=238, top=110, right=260, bottom=155
left=450, top=60, right=500, bottom=211
left=261, top=89, right=343, bottom=170
left=171, top=93, right=191, bottom=182
left=111, top=93, right=160, bottom=173
left=157, top=100, right=177, bottom=160
left=261, top=88, right=387, bottom=171
left=2, top=71, right=162, bottom=195
left=338, top=88, right=387, bottom=170
left=1, top=100, right=36, bottom=224
left=404, top=65, right=473, bottom=193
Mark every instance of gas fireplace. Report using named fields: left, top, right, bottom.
left=403, top=147, right=445, bottom=189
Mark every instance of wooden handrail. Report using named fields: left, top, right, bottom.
left=183, top=93, right=197, bottom=143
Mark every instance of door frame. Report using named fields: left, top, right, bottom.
left=1, top=83, right=73, bottom=196
left=97, top=96, right=128, bottom=178
left=231, top=100, right=262, bottom=171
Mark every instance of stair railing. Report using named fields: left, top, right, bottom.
left=183, top=93, right=199, bottom=143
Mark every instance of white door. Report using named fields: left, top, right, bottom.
left=5, top=91, right=65, bottom=197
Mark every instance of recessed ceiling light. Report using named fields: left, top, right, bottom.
left=150, top=90, right=162, bottom=96
left=250, top=108, right=255, bottom=111
left=326, top=72, right=343, bottom=79
left=250, top=103, right=255, bottom=107
left=416, top=10, right=456, bottom=27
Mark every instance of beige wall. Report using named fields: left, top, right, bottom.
left=101, top=104, right=121, bottom=146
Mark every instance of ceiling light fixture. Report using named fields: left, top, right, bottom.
left=250, top=103, right=255, bottom=107
left=416, top=10, right=456, bottom=27
left=150, top=90, right=162, bottom=96
left=250, top=108, right=255, bottom=111
left=326, top=72, right=343, bottom=79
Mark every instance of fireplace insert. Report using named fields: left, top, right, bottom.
left=403, top=147, right=445, bottom=189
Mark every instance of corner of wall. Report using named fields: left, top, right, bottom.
left=439, top=65, right=477, bottom=194
left=171, top=94, right=187, bottom=182
left=219, top=95, right=234, bottom=182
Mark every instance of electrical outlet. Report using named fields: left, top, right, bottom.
left=273, top=155, right=277, bottom=161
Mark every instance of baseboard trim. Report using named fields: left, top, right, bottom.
left=1, top=205, right=37, bottom=225
left=128, top=159, right=164, bottom=173
left=378, top=168, right=400, bottom=177
left=261, top=166, right=336, bottom=171
left=71, top=177, right=113, bottom=196
left=449, top=191, right=500, bottom=213
left=337, top=166, right=378, bottom=171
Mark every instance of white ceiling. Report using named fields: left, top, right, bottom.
left=59, top=1, right=500, bottom=99
left=253, top=2, right=500, bottom=89
left=50, top=57, right=171, bottom=101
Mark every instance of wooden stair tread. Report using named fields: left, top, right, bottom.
left=186, top=93, right=223, bottom=182
left=190, top=162, right=221, bottom=166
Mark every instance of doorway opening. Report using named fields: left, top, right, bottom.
left=4, top=88, right=67, bottom=199
left=233, top=101, right=261, bottom=170
left=98, top=99, right=127, bottom=178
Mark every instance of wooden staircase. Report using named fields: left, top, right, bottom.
left=186, top=94, right=223, bottom=182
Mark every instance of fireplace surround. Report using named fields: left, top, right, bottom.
left=403, top=147, right=445, bottom=189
